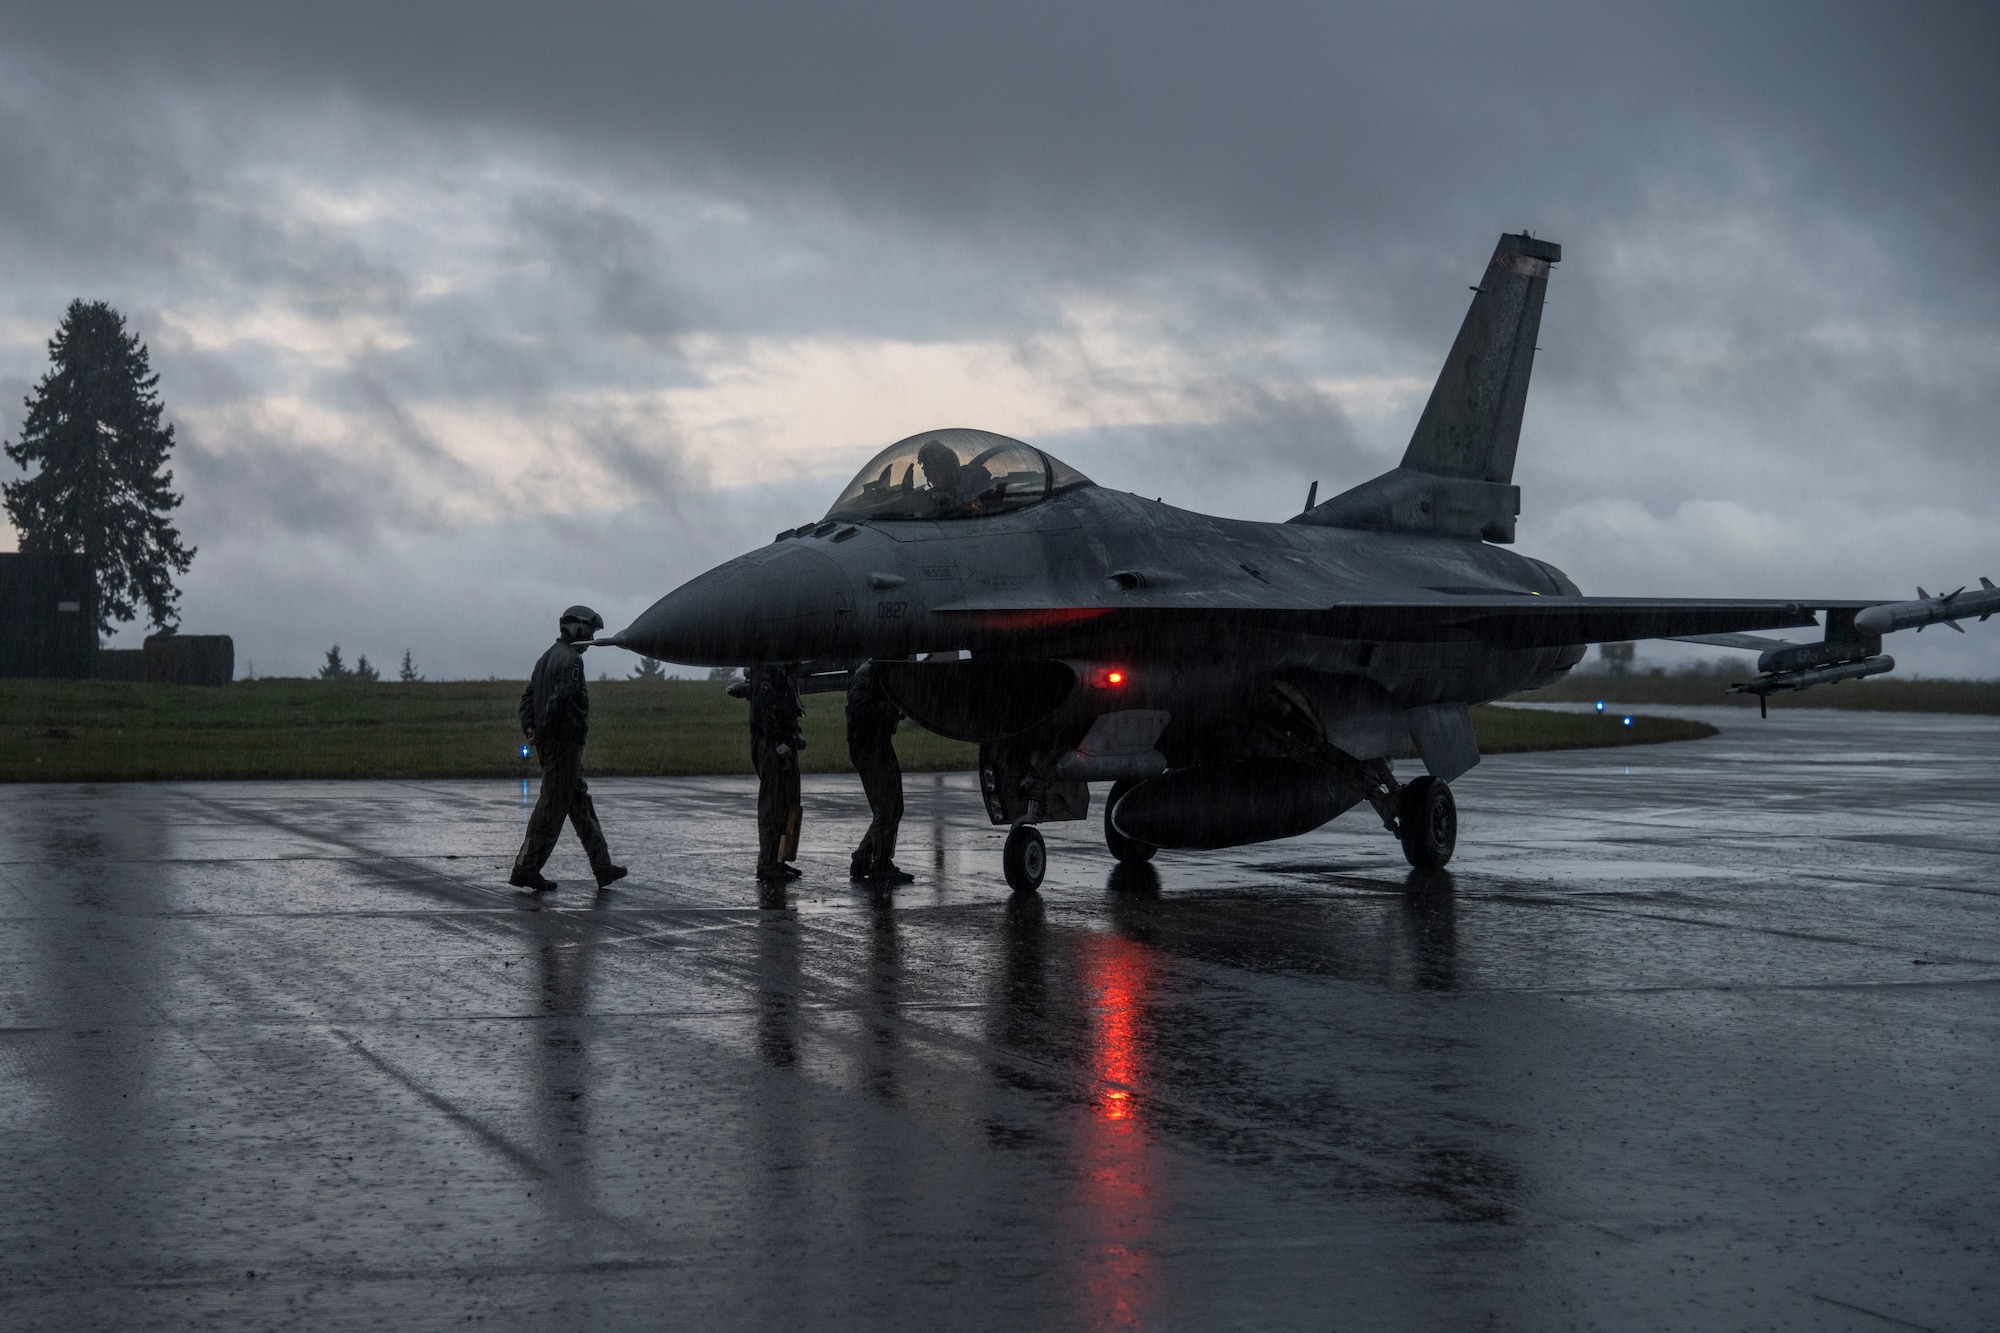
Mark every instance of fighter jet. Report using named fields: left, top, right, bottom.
left=600, top=233, right=1997, bottom=891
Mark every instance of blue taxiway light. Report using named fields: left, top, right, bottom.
left=1623, top=716, right=1634, bottom=726
left=1595, top=700, right=1605, bottom=713
left=519, top=744, right=531, bottom=758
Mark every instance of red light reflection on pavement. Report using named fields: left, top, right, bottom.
left=1076, top=933, right=1157, bottom=1329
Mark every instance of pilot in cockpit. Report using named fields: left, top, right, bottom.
left=917, top=439, right=994, bottom=517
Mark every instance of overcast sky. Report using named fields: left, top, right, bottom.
left=0, top=2, right=1994, bottom=679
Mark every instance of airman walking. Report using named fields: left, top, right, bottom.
left=511, top=606, right=628, bottom=893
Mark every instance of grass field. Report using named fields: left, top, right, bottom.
left=1522, top=670, right=2000, bottom=713
left=0, top=679, right=1715, bottom=783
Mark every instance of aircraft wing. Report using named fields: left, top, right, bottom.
left=936, top=593, right=1874, bottom=649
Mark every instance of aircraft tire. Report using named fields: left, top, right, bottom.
left=1104, top=779, right=1157, bottom=864
left=1398, top=776, right=1457, bottom=870
left=1003, top=825, right=1047, bottom=893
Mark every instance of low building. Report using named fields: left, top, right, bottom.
left=1, top=552, right=233, bottom=684
left=0, top=552, right=96, bottom=679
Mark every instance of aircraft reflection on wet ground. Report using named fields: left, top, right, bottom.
left=1, top=708, right=1996, bottom=1330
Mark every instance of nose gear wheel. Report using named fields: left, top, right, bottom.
left=1003, top=825, right=1046, bottom=892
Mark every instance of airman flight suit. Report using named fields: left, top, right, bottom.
left=846, top=661, right=907, bottom=881
left=513, top=639, right=619, bottom=886
left=748, top=666, right=804, bottom=880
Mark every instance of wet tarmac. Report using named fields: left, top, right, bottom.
left=2, top=707, right=1996, bottom=1331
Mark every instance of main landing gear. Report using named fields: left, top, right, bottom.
left=1001, top=770, right=1455, bottom=891
left=1311, top=744, right=1458, bottom=872
left=1397, top=775, right=1457, bottom=870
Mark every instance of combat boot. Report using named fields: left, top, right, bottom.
left=595, top=865, right=628, bottom=889
left=509, top=868, right=558, bottom=892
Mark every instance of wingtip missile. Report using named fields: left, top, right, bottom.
left=1853, top=580, right=2000, bottom=636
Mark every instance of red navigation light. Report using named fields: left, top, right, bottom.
left=1090, top=666, right=1130, bottom=689
left=1106, top=670, right=1124, bottom=685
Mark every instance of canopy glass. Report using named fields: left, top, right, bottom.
left=825, top=429, right=1092, bottom=522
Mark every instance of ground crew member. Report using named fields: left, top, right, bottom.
left=846, top=661, right=913, bottom=884
left=747, top=665, right=805, bottom=882
left=510, top=606, right=627, bottom=893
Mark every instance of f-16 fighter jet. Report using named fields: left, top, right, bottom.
left=600, top=233, right=1998, bottom=891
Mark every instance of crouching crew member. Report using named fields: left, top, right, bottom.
left=746, top=665, right=805, bottom=882
left=846, top=661, right=913, bottom=884
left=511, top=605, right=628, bottom=893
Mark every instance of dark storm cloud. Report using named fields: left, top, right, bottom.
left=175, top=429, right=400, bottom=540
left=5, top=3, right=1995, bottom=279
left=2, top=1, right=1994, bottom=675
left=1042, top=376, right=1374, bottom=515
left=508, top=192, right=701, bottom=347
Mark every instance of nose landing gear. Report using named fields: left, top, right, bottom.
left=1003, top=824, right=1046, bottom=893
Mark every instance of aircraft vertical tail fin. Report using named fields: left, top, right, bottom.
left=1401, top=232, right=1559, bottom=485
left=1295, top=232, right=1560, bottom=543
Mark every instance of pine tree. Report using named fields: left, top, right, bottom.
left=398, top=650, right=423, bottom=682
left=353, top=655, right=380, bottom=683
left=319, top=646, right=352, bottom=681
left=3, top=301, right=195, bottom=635
left=631, top=656, right=668, bottom=681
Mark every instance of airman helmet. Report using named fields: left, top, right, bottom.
left=559, top=605, right=604, bottom=641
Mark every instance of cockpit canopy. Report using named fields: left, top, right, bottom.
left=825, top=428, right=1092, bottom=522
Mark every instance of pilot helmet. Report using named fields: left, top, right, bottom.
left=559, top=605, right=604, bottom=640
left=916, top=439, right=959, bottom=477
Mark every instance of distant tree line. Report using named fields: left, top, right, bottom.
left=315, top=646, right=424, bottom=682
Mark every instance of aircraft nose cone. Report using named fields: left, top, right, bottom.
left=617, top=543, right=855, bottom=665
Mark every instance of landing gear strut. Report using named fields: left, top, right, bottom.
left=1003, top=824, right=1046, bottom=893
left=1397, top=776, right=1456, bottom=869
